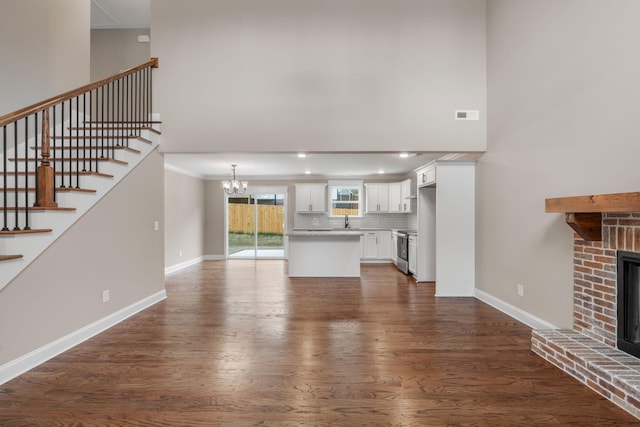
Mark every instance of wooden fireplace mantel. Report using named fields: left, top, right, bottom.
left=545, top=192, right=640, bottom=241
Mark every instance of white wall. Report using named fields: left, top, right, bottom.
left=0, top=151, right=165, bottom=365
left=164, top=169, right=206, bottom=267
left=204, top=180, right=226, bottom=257
left=479, top=0, right=640, bottom=328
left=91, top=29, right=151, bottom=81
left=0, top=0, right=90, bottom=116
left=151, top=0, right=486, bottom=153
left=435, top=162, right=475, bottom=296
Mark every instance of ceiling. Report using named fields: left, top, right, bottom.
left=163, top=152, right=481, bottom=180
left=91, top=0, right=150, bottom=29
left=92, top=1, right=480, bottom=180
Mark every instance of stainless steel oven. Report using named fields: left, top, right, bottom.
left=396, top=231, right=409, bottom=274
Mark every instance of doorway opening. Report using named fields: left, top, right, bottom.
left=227, top=193, right=285, bottom=259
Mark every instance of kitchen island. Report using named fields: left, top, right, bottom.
left=287, top=230, right=363, bottom=277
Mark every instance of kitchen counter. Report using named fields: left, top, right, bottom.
left=287, top=230, right=362, bottom=277
left=289, top=229, right=364, bottom=237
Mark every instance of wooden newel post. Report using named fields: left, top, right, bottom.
left=36, top=109, right=58, bottom=208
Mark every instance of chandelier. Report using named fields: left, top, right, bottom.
left=222, top=164, right=248, bottom=195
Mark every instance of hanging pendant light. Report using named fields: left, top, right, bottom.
left=222, top=164, right=248, bottom=195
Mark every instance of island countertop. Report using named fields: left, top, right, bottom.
left=287, top=229, right=364, bottom=237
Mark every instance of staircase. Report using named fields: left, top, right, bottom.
left=0, top=59, right=160, bottom=292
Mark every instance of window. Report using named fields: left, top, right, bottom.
left=328, top=181, right=362, bottom=217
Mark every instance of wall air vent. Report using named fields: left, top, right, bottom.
left=455, top=110, right=479, bottom=121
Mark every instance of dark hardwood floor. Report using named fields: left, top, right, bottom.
left=1, top=261, right=638, bottom=426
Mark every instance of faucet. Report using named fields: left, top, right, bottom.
left=345, top=214, right=350, bottom=229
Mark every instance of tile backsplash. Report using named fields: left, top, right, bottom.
left=294, top=211, right=417, bottom=230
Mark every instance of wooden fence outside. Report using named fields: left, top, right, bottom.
left=228, top=204, right=284, bottom=235
left=332, top=208, right=359, bottom=216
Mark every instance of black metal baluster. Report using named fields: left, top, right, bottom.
left=128, top=74, right=134, bottom=136
left=146, top=67, right=150, bottom=126
left=33, top=113, right=40, bottom=206
left=143, top=68, right=150, bottom=126
left=135, top=70, right=140, bottom=132
left=110, top=81, right=115, bottom=159
left=60, top=102, right=65, bottom=188
left=23, top=117, right=30, bottom=230
left=119, top=77, right=124, bottom=147
left=51, top=106, right=55, bottom=191
left=82, top=92, right=87, bottom=172
left=50, top=105, right=57, bottom=206
left=75, top=96, right=80, bottom=188
left=100, top=85, right=105, bottom=161
left=123, top=76, right=128, bottom=142
left=149, top=65, right=153, bottom=127
left=13, top=122, right=19, bottom=230
left=49, top=107, right=57, bottom=204
left=89, top=90, right=94, bottom=172
left=115, top=79, right=119, bottom=149
left=2, top=126, right=8, bottom=231
left=139, top=70, right=143, bottom=127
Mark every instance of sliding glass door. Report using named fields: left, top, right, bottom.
left=227, top=193, right=285, bottom=259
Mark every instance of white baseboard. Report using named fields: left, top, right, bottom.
left=164, top=256, right=204, bottom=275
left=0, top=289, right=166, bottom=385
left=203, top=255, right=226, bottom=261
left=360, top=259, right=393, bottom=264
left=164, top=255, right=227, bottom=275
left=474, top=288, right=558, bottom=330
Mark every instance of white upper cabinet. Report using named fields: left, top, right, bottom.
left=366, top=181, right=412, bottom=213
left=401, top=179, right=412, bottom=212
left=295, top=184, right=327, bottom=213
left=388, top=182, right=402, bottom=213
left=365, top=183, right=389, bottom=213
left=416, top=163, right=436, bottom=188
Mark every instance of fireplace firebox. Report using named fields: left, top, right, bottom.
left=617, top=250, right=640, bottom=359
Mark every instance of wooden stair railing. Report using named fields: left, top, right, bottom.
left=0, top=58, right=159, bottom=262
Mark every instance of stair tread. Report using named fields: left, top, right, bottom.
left=8, top=157, right=128, bottom=166
left=83, top=120, right=162, bottom=124
left=30, top=145, right=141, bottom=154
left=6, top=171, right=114, bottom=178
left=51, top=135, right=141, bottom=140
left=1, top=206, right=76, bottom=211
left=3, top=187, right=96, bottom=193
left=0, top=254, right=23, bottom=261
left=56, top=187, right=97, bottom=193
left=69, top=126, right=161, bottom=135
left=0, top=228, right=52, bottom=235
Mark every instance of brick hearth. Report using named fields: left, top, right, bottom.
left=532, top=212, right=640, bottom=419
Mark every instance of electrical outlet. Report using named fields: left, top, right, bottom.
left=154, top=221, right=159, bottom=231
left=517, top=284, right=524, bottom=297
left=179, top=250, right=183, bottom=257
left=102, top=289, right=110, bottom=303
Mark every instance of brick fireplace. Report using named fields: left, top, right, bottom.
left=532, top=194, right=640, bottom=420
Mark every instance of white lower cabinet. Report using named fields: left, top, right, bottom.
left=391, top=231, right=398, bottom=264
left=360, top=230, right=392, bottom=261
left=408, top=234, right=417, bottom=275
left=362, top=232, right=378, bottom=259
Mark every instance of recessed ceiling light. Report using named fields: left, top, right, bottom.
left=399, top=153, right=410, bottom=158
left=378, top=170, right=385, bottom=174
left=305, top=170, right=311, bottom=175
left=297, top=153, right=307, bottom=158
